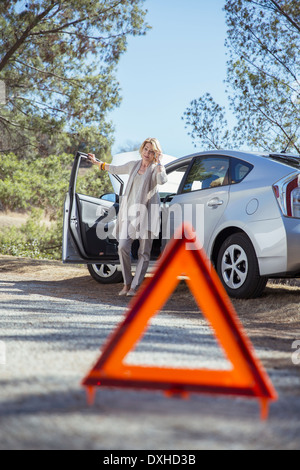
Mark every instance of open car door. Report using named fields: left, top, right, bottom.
left=62, top=152, right=124, bottom=282
left=63, top=151, right=178, bottom=284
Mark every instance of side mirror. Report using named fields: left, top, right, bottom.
left=100, top=193, right=119, bottom=203
left=162, top=193, right=176, bottom=204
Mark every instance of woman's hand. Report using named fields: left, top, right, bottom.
left=88, top=153, right=108, bottom=171
left=156, top=152, right=163, bottom=164
left=88, top=153, right=97, bottom=164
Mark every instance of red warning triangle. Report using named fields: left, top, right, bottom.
left=82, top=224, right=277, bottom=419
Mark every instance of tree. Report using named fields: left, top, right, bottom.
left=0, top=0, right=149, bottom=158
left=225, top=0, right=300, bottom=153
left=183, top=0, right=300, bottom=153
left=182, top=93, right=232, bottom=150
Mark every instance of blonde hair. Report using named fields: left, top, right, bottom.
left=139, top=138, right=162, bottom=163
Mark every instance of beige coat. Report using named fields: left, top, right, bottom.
left=108, top=160, right=168, bottom=240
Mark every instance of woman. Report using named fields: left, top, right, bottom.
left=88, top=138, right=168, bottom=296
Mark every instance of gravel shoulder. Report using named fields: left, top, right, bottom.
left=0, top=255, right=300, bottom=450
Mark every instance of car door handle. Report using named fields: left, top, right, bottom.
left=207, top=198, right=224, bottom=207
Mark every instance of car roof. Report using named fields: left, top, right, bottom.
left=166, top=150, right=300, bottom=171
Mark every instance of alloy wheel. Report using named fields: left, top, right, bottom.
left=221, top=244, right=248, bottom=290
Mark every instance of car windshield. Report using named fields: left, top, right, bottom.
left=269, top=154, right=300, bottom=169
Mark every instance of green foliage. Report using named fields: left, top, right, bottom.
left=0, top=151, right=113, bottom=259
left=0, top=208, right=62, bottom=259
left=76, top=165, right=113, bottom=198
left=0, top=0, right=149, bottom=157
left=0, top=151, right=113, bottom=213
left=0, top=152, right=73, bottom=214
left=0, top=1, right=149, bottom=259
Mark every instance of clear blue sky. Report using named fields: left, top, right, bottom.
left=110, top=0, right=229, bottom=158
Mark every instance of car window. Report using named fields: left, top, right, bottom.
left=75, top=155, right=114, bottom=199
left=181, top=156, right=230, bottom=194
left=231, top=159, right=253, bottom=184
left=160, top=164, right=189, bottom=198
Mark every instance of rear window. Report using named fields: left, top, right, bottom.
left=231, top=159, right=253, bottom=184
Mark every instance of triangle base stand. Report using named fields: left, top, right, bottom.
left=84, top=384, right=270, bottom=420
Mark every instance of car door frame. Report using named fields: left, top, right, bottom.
left=62, top=151, right=124, bottom=264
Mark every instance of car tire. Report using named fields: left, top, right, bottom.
left=87, top=264, right=123, bottom=284
left=216, top=233, right=268, bottom=299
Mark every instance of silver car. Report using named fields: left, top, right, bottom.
left=62, top=150, right=300, bottom=299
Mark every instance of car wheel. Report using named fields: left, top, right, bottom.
left=87, top=264, right=123, bottom=284
left=216, top=233, right=268, bottom=299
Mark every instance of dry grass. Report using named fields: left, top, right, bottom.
left=0, top=211, right=52, bottom=228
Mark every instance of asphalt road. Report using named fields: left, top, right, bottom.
left=0, top=257, right=299, bottom=450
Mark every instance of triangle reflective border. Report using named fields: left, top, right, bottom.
left=82, top=224, right=277, bottom=419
